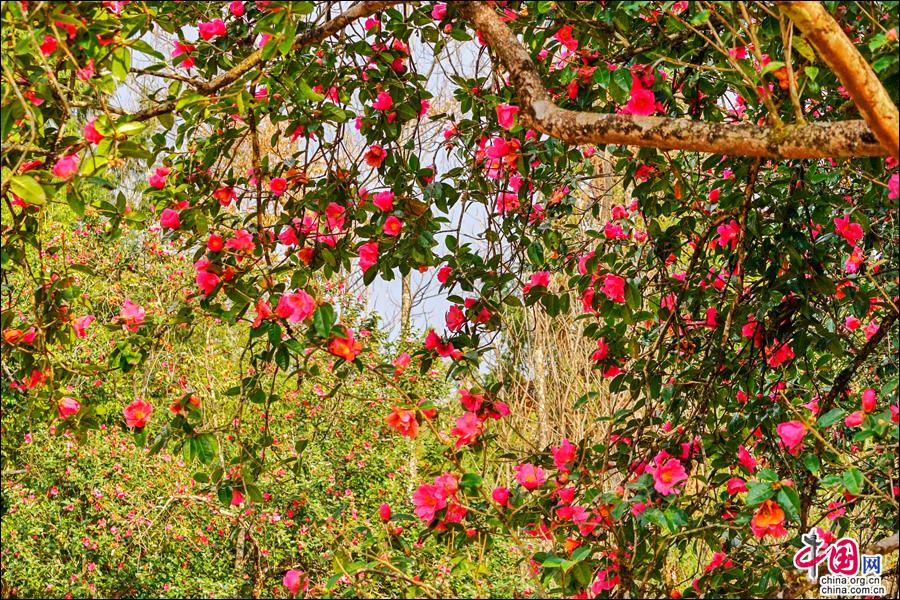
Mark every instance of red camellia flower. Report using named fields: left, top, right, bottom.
left=58, top=397, right=80, bottom=419
left=379, top=502, right=392, bottom=522
left=198, top=18, right=226, bottom=41
left=750, top=499, right=787, bottom=538
left=328, top=328, right=363, bottom=362
left=269, top=177, right=287, bottom=196
left=123, top=398, right=152, bottom=428
left=385, top=407, right=418, bottom=438
left=383, top=215, right=403, bottom=236
left=364, top=144, right=387, bottom=168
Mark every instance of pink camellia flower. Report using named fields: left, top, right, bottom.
left=383, top=216, right=403, bottom=236
left=844, top=411, right=864, bottom=427
left=624, top=87, right=656, bottom=115
left=196, top=270, right=219, bottom=296
left=226, top=229, right=255, bottom=254
left=84, top=119, right=104, bottom=144
left=73, top=315, right=95, bottom=337
left=776, top=420, right=807, bottom=454
left=591, top=337, right=609, bottom=362
left=451, top=412, right=483, bottom=447
left=269, top=177, right=287, bottom=196
left=496, top=103, right=519, bottom=129
left=229, top=1, right=244, bottom=16
left=726, top=477, right=748, bottom=494
left=58, top=397, right=80, bottom=419
left=39, top=34, right=58, bottom=56
left=889, top=173, right=899, bottom=200
left=492, top=486, right=511, bottom=506
left=708, top=188, right=721, bottom=203
left=119, top=300, right=145, bottom=331
left=379, top=502, right=392, bottom=522
left=372, top=91, right=393, bottom=111
left=52, top=154, right=79, bottom=179
left=412, top=483, right=447, bottom=522
left=647, top=451, right=688, bottom=495
left=514, top=463, right=546, bottom=490
left=231, top=488, right=244, bottom=506
left=159, top=208, right=181, bottom=230
left=522, top=271, right=550, bottom=294
left=148, top=166, right=170, bottom=189
left=845, top=315, right=861, bottom=330
left=861, top=388, right=877, bottom=413
left=738, top=444, right=757, bottom=473
left=123, top=398, right=152, bottom=428
left=274, top=290, right=315, bottom=324
left=283, top=569, right=306, bottom=598
left=552, top=439, right=577, bottom=472
left=431, top=2, right=447, bottom=20
left=446, top=305, right=465, bottom=332
left=601, top=274, right=626, bottom=303
left=358, top=241, right=379, bottom=272
left=198, top=18, right=226, bottom=41
left=76, top=59, right=94, bottom=81
left=373, top=190, right=394, bottom=211
left=172, top=41, right=195, bottom=68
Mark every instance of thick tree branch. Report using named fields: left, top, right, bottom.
left=456, top=1, right=888, bottom=159
left=777, top=1, right=900, bottom=161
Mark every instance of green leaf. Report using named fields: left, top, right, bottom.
left=776, top=486, right=800, bottom=521
left=459, top=473, right=482, bottom=488
left=746, top=482, right=774, bottom=506
left=817, top=408, right=845, bottom=428
left=313, top=303, right=335, bottom=338
left=842, top=468, right=863, bottom=495
left=9, top=175, right=46, bottom=205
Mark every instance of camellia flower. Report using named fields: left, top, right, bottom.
left=213, top=186, right=236, bottom=206
left=73, top=315, right=95, bottom=337
left=591, top=337, right=609, bottom=362
left=776, top=420, right=807, bottom=454
left=861, top=388, right=877, bottom=413
left=431, top=2, right=447, bottom=20
left=522, top=271, right=550, bottom=294
left=198, top=18, right=226, bottom=41
left=58, top=397, right=80, bottom=419
left=624, top=86, right=656, bottom=115
left=39, top=34, right=58, bottom=56
left=552, top=439, right=577, bottom=472
left=283, top=570, right=306, bottom=598
left=496, top=103, right=519, bottom=129
left=172, top=41, right=195, bottom=68
left=412, top=483, right=447, bottom=522
left=84, top=119, right=104, bottom=144
left=226, top=229, right=255, bottom=253
left=379, top=503, right=392, bottom=522
left=274, top=290, right=315, bottom=323
left=646, top=451, right=688, bottom=495
left=372, top=91, right=393, bottom=110
left=358, top=241, right=379, bottom=272
left=123, top=398, right=152, bottom=428
left=515, top=463, right=547, bottom=490
left=726, top=477, right=748, bottom=494
left=148, top=166, right=170, bottom=189
left=373, top=190, right=394, bottom=212
left=450, top=412, right=483, bottom=447
left=844, top=411, right=864, bottom=427
left=601, top=274, right=626, bottom=303
left=269, top=177, right=287, bottom=196
left=364, top=144, right=387, bottom=168
left=383, top=215, right=403, bottom=236
left=738, top=444, right=757, bottom=473
left=159, top=208, right=181, bottom=230
left=119, top=300, right=146, bottom=331
left=385, top=407, right=418, bottom=438
left=328, top=328, right=363, bottom=362
left=229, top=1, right=244, bottom=17
left=750, top=499, right=787, bottom=538
left=492, top=486, right=511, bottom=506
left=52, top=154, right=79, bottom=179
left=833, top=214, right=863, bottom=247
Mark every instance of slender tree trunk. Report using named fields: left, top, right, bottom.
left=400, top=272, right=411, bottom=341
